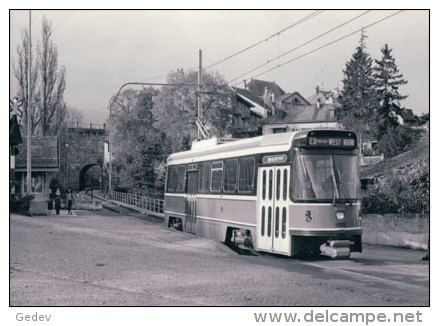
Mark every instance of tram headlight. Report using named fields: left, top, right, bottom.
left=336, top=211, right=345, bottom=221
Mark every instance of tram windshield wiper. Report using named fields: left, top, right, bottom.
left=329, top=155, right=340, bottom=205
left=299, top=156, right=316, bottom=198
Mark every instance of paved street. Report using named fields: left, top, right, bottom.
left=10, top=209, right=429, bottom=306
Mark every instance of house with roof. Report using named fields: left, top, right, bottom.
left=307, top=85, right=337, bottom=119
left=246, top=79, right=286, bottom=109
left=230, top=87, right=269, bottom=138
left=14, top=136, right=60, bottom=214
left=276, top=92, right=311, bottom=111
left=398, top=108, right=419, bottom=127
left=262, top=86, right=339, bottom=135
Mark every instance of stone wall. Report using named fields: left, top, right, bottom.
left=361, top=214, right=429, bottom=250
left=58, top=127, right=108, bottom=190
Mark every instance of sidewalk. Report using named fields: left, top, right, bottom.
left=46, top=209, right=77, bottom=217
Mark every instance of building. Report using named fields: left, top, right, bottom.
left=14, top=136, right=60, bottom=214
left=246, top=79, right=286, bottom=109
left=262, top=86, right=339, bottom=135
left=398, top=108, right=419, bottom=127
left=230, top=87, right=268, bottom=138
left=276, top=92, right=311, bottom=111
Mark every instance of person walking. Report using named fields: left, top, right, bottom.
left=54, top=188, right=61, bottom=215
left=66, top=188, right=73, bottom=215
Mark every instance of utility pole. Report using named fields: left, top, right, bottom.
left=108, top=117, right=112, bottom=194
left=26, top=10, right=32, bottom=194
left=197, top=49, right=202, bottom=140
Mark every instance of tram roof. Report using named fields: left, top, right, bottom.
left=167, top=131, right=308, bottom=165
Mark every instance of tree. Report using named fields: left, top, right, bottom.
left=337, top=33, right=377, bottom=139
left=110, top=87, right=168, bottom=195
left=14, top=26, right=38, bottom=134
left=14, top=16, right=67, bottom=136
left=108, top=69, right=233, bottom=194
left=153, top=69, right=233, bottom=153
left=373, top=44, right=408, bottom=140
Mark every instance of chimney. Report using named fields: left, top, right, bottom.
left=243, top=79, right=247, bottom=89
left=316, top=85, right=320, bottom=95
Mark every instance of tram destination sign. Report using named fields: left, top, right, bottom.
left=262, top=154, right=288, bottom=164
left=308, top=137, right=356, bottom=148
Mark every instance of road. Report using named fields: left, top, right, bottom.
left=10, top=208, right=429, bottom=306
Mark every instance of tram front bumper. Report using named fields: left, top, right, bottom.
left=290, top=228, right=362, bottom=255
left=290, top=228, right=362, bottom=237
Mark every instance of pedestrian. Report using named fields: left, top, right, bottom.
left=48, top=190, right=54, bottom=214
left=55, top=188, right=61, bottom=215
left=66, top=188, right=73, bottom=215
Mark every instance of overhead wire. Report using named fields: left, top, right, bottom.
left=228, top=10, right=372, bottom=84
left=231, top=10, right=405, bottom=86
left=205, top=10, right=325, bottom=69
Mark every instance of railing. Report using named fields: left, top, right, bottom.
left=109, top=190, right=164, bottom=217
left=68, top=122, right=107, bottom=130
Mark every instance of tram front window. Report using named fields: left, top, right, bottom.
left=293, top=155, right=359, bottom=201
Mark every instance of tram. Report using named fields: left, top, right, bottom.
left=164, top=130, right=362, bottom=258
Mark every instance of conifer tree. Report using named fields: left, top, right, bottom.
left=338, top=33, right=377, bottom=139
left=373, top=43, right=408, bottom=139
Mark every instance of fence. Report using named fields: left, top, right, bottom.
left=109, top=190, right=164, bottom=217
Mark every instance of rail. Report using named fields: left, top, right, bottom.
left=109, top=190, right=164, bottom=217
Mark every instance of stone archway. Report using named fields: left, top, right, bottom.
left=79, top=164, right=102, bottom=190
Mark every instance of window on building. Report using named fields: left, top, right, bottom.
left=328, top=109, right=334, bottom=118
left=210, top=161, right=223, bottom=192
left=239, top=157, right=255, bottom=193
left=24, top=173, right=44, bottom=194
left=223, top=159, right=238, bottom=192
left=272, top=127, right=287, bottom=134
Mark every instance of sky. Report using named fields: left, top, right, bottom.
left=9, top=10, right=429, bottom=124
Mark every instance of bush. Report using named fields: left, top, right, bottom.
left=361, top=160, right=429, bottom=214
left=10, top=194, right=35, bottom=213
left=377, top=126, right=422, bottom=158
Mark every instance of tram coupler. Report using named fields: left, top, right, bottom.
left=320, top=240, right=352, bottom=259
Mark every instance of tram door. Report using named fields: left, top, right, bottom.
left=185, top=171, right=198, bottom=234
left=257, top=166, right=291, bottom=255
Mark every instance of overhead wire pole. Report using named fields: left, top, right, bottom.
left=26, top=10, right=32, bottom=195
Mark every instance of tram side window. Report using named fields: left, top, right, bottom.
left=210, top=161, right=223, bottom=192
left=175, top=165, right=187, bottom=192
left=224, top=159, right=238, bottom=192
left=238, top=157, right=255, bottom=193
left=198, top=162, right=211, bottom=193
left=166, top=166, right=178, bottom=192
